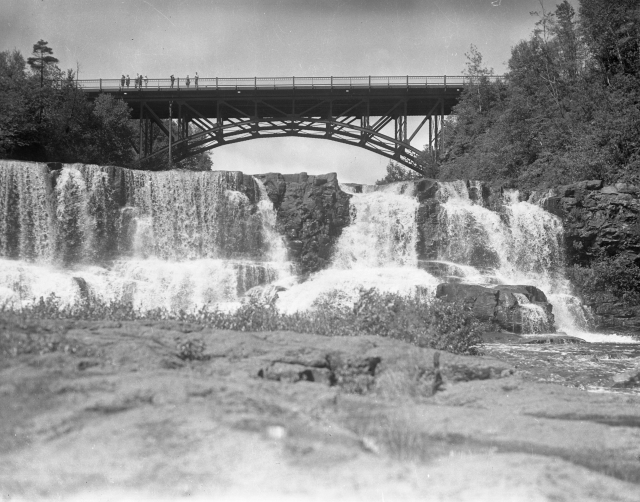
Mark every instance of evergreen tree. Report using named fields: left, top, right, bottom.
left=26, top=39, right=59, bottom=87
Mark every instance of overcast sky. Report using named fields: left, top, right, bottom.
left=2, top=0, right=575, bottom=183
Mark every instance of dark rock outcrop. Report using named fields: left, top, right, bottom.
left=535, top=180, right=640, bottom=330
left=436, top=283, right=555, bottom=334
left=255, top=172, right=351, bottom=274
left=540, top=181, right=640, bottom=267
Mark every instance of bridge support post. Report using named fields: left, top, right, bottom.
left=168, top=101, right=173, bottom=168
left=440, top=97, right=445, bottom=156
left=139, top=103, right=144, bottom=163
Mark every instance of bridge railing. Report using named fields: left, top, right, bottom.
left=59, top=75, right=503, bottom=92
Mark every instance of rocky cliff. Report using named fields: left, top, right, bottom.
left=540, top=180, right=640, bottom=266
left=255, top=172, right=351, bottom=275
left=541, top=180, right=640, bottom=331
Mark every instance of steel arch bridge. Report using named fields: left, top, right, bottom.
left=77, top=75, right=502, bottom=174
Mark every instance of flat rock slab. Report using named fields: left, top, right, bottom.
left=1, top=316, right=640, bottom=501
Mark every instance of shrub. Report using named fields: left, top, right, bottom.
left=176, top=338, right=209, bottom=361
left=10, top=288, right=484, bottom=355
left=567, top=256, right=640, bottom=304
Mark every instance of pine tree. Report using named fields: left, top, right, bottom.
left=26, top=40, right=59, bottom=87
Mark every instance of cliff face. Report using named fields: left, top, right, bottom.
left=255, top=172, right=351, bottom=275
left=541, top=181, right=640, bottom=331
left=541, top=181, right=640, bottom=267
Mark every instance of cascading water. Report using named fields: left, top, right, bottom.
left=0, top=161, right=291, bottom=311
left=433, top=182, right=636, bottom=342
left=276, top=186, right=438, bottom=313
left=1, top=160, right=636, bottom=344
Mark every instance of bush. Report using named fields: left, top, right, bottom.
left=176, top=338, right=209, bottom=361
left=567, top=256, right=640, bottom=304
left=11, top=288, right=484, bottom=355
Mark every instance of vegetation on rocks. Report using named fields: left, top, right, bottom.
left=568, top=255, right=640, bottom=305
left=8, top=288, right=483, bottom=355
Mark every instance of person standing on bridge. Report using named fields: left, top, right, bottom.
left=194, top=72, right=199, bottom=88
left=120, top=74, right=125, bottom=88
left=186, top=75, right=190, bottom=88
left=144, top=75, right=148, bottom=88
left=134, top=73, right=139, bottom=89
left=170, top=74, right=175, bottom=88
left=126, top=74, right=130, bottom=88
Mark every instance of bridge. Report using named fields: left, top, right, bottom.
left=75, top=75, right=501, bottom=173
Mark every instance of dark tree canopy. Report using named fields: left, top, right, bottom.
left=439, top=0, right=640, bottom=189
left=1, top=40, right=212, bottom=171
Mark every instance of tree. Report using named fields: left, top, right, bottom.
left=439, top=0, right=640, bottom=189
left=89, top=94, right=136, bottom=165
left=26, top=40, right=59, bottom=87
left=375, top=161, right=424, bottom=185
left=0, top=49, right=33, bottom=157
left=580, top=0, right=640, bottom=80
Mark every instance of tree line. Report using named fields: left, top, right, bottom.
left=378, top=0, right=639, bottom=189
left=441, top=0, right=640, bottom=189
left=0, top=40, right=211, bottom=170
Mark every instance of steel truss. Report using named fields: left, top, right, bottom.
left=136, top=96, right=447, bottom=174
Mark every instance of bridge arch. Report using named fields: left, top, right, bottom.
left=143, top=117, right=427, bottom=172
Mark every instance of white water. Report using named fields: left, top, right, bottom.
left=277, top=188, right=439, bottom=314
left=0, top=161, right=292, bottom=312
left=1, top=161, right=637, bottom=343
left=433, top=183, right=636, bottom=342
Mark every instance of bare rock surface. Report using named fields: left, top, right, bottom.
left=1, top=316, right=640, bottom=501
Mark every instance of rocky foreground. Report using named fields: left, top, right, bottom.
left=1, top=316, right=640, bottom=502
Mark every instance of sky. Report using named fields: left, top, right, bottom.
left=2, top=0, right=576, bottom=183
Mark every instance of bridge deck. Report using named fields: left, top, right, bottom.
left=78, top=75, right=500, bottom=119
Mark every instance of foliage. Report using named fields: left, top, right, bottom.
left=580, top=0, right=640, bottom=79
left=0, top=42, right=138, bottom=165
left=11, top=289, right=484, bottom=355
left=176, top=338, right=209, bottom=361
left=0, top=49, right=34, bottom=156
left=567, top=255, right=640, bottom=304
left=26, top=39, right=59, bottom=87
left=375, top=161, right=424, bottom=185
left=439, top=0, right=640, bottom=189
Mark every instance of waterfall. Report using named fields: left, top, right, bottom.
left=0, top=161, right=54, bottom=262
left=0, top=160, right=634, bottom=341
left=435, top=182, right=592, bottom=336
left=276, top=185, right=438, bottom=314
left=0, top=161, right=291, bottom=311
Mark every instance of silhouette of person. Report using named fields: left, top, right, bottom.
left=186, top=75, right=190, bottom=88
left=170, top=74, right=175, bottom=88
left=194, top=72, right=199, bottom=89
left=135, top=73, right=139, bottom=89
left=120, top=74, right=125, bottom=88
left=126, top=74, right=130, bottom=88
left=144, top=75, right=148, bottom=88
